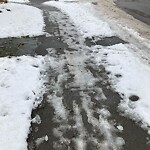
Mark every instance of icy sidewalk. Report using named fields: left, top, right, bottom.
left=44, top=0, right=150, bottom=133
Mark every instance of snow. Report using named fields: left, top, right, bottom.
left=35, top=135, right=49, bottom=147
left=48, top=95, right=68, bottom=120
left=0, top=3, right=45, bottom=38
left=92, top=43, right=150, bottom=132
left=117, top=125, right=124, bottom=131
left=43, top=1, right=114, bottom=38
left=73, top=101, right=86, bottom=150
left=0, top=56, right=46, bottom=150
left=32, top=114, right=41, bottom=124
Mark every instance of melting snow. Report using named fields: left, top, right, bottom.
left=43, top=1, right=114, bottom=38
left=0, top=56, right=46, bottom=150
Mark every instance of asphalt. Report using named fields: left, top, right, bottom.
left=116, top=0, right=150, bottom=25
left=25, top=0, right=150, bottom=150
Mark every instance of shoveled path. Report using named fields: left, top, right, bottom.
left=27, top=0, right=150, bottom=150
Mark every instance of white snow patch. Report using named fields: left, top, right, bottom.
left=73, top=101, right=86, bottom=150
left=0, top=3, right=45, bottom=38
left=32, top=114, right=41, bottom=125
left=43, top=1, right=114, bottom=38
left=0, top=56, right=46, bottom=150
left=93, top=43, right=150, bottom=132
left=48, top=95, right=68, bottom=120
left=35, top=135, right=49, bottom=147
left=117, top=125, right=124, bottom=131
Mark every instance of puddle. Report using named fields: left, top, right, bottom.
left=116, top=0, right=150, bottom=25
left=85, top=36, right=127, bottom=47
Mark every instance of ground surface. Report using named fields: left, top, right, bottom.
left=0, top=0, right=150, bottom=150
left=26, top=0, right=150, bottom=150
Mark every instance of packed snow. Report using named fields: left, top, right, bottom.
left=0, top=3, right=45, bottom=38
left=43, top=1, right=114, bottom=38
left=0, top=56, right=46, bottom=150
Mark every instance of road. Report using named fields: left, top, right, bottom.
left=116, top=0, right=150, bottom=25
left=25, top=0, right=150, bottom=150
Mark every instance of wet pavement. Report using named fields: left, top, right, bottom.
left=0, top=0, right=150, bottom=149
left=116, top=0, right=150, bottom=25
left=25, top=0, right=150, bottom=150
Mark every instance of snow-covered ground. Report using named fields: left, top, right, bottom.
left=0, top=3, right=45, bottom=38
left=0, top=1, right=47, bottom=149
left=8, top=0, right=29, bottom=3
left=92, top=43, right=150, bottom=132
left=44, top=1, right=114, bottom=38
left=44, top=0, right=150, bottom=133
left=0, top=56, right=46, bottom=150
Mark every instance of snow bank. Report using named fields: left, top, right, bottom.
left=0, top=56, right=46, bottom=150
left=0, top=3, right=45, bottom=38
left=93, top=43, right=150, bottom=132
left=43, top=1, right=114, bottom=38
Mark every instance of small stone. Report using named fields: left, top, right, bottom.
left=129, top=95, right=139, bottom=102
